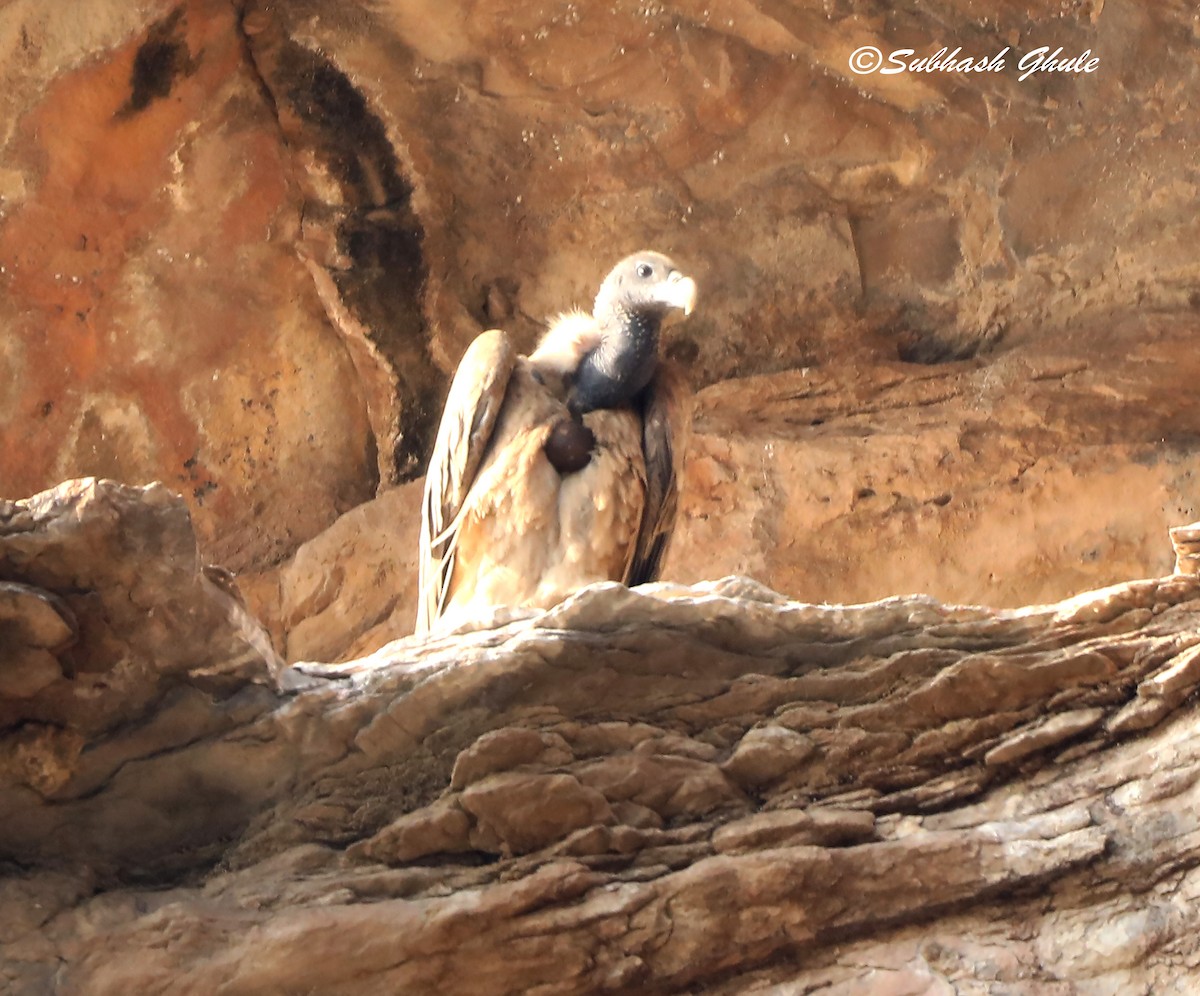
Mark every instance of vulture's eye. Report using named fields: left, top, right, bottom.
left=636, top=262, right=653, bottom=279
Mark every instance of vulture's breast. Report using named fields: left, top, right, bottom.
left=442, top=361, right=647, bottom=625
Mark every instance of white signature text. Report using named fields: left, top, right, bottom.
left=848, top=45, right=1100, bottom=83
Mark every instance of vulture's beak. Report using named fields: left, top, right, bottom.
left=661, top=271, right=698, bottom=316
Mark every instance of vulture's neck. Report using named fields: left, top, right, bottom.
left=569, top=306, right=660, bottom=415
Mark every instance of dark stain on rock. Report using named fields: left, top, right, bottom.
left=892, top=305, right=1006, bottom=366
left=116, top=8, right=197, bottom=118
left=275, top=42, right=437, bottom=483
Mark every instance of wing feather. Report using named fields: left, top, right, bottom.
left=417, top=330, right=518, bottom=634
left=626, top=362, right=692, bottom=587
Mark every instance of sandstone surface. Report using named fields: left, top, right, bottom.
left=2, top=480, right=1200, bottom=993
left=2, top=2, right=1200, bottom=990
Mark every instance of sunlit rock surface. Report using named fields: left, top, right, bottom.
left=2, top=5, right=1199, bottom=985
left=5, top=480, right=1200, bottom=993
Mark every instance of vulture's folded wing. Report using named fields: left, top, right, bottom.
left=417, top=329, right=518, bottom=634
left=626, top=361, right=693, bottom=588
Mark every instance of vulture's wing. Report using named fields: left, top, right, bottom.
left=417, top=329, right=518, bottom=634
left=626, top=362, right=693, bottom=587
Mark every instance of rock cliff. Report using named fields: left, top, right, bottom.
left=2, top=1, right=1200, bottom=991
left=5, top=480, right=1200, bottom=993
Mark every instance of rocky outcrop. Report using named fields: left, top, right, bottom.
left=3, top=3, right=1200, bottom=986
left=5, top=479, right=1200, bottom=993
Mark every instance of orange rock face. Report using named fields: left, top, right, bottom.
left=0, top=1, right=376, bottom=568
left=671, top=313, right=1200, bottom=609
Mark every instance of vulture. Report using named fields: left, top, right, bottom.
left=416, top=250, right=697, bottom=634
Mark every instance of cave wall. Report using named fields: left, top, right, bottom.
left=1, top=0, right=1198, bottom=626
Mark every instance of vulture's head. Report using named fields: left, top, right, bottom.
left=593, top=251, right=697, bottom=328
left=569, top=251, right=697, bottom=415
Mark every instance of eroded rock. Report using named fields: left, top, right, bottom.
left=711, top=807, right=877, bottom=855
left=3, top=481, right=1200, bottom=991
left=0, top=478, right=281, bottom=798
left=461, top=771, right=614, bottom=856
left=450, top=727, right=576, bottom=790
left=352, top=795, right=472, bottom=864
left=722, top=725, right=817, bottom=789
